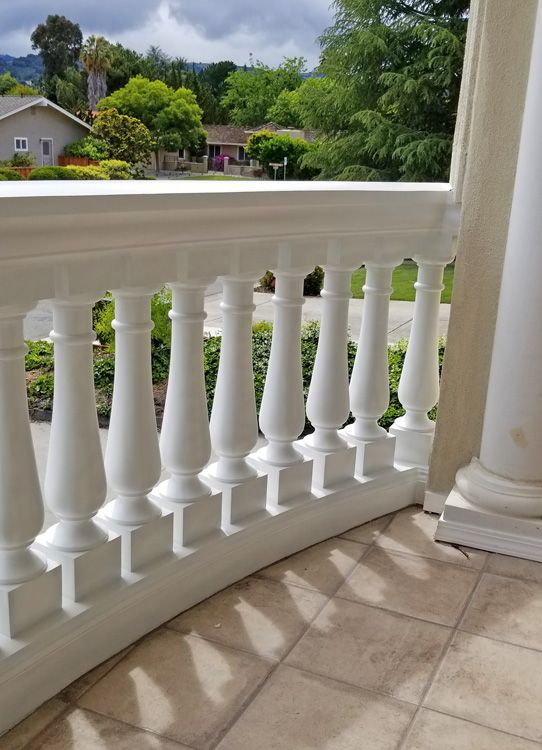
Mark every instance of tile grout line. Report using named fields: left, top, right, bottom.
left=396, top=546, right=493, bottom=750
left=205, top=515, right=400, bottom=750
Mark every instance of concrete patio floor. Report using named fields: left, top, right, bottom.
left=24, top=290, right=451, bottom=343
left=3, top=505, right=542, bottom=749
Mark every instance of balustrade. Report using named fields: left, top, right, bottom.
left=0, top=181, right=456, bottom=732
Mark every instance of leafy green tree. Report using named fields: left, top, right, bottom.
left=91, top=109, right=155, bottom=173
left=304, top=0, right=468, bottom=181
left=30, top=15, right=83, bottom=82
left=200, top=61, right=237, bottom=99
left=52, top=67, right=86, bottom=114
left=221, top=57, right=306, bottom=126
left=0, top=72, right=38, bottom=95
left=98, top=78, right=205, bottom=171
left=267, top=89, right=303, bottom=128
left=106, top=44, right=146, bottom=93
left=80, top=36, right=113, bottom=111
left=247, top=132, right=315, bottom=179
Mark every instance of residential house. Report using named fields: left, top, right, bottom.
left=203, top=122, right=315, bottom=164
left=0, top=96, right=90, bottom=166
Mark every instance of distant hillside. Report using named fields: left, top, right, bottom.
left=0, top=53, right=43, bottom=83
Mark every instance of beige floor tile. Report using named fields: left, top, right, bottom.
left=167, top=576, right=327, bottom=660
left=257, top=538, right=367, bottom=595
left=404, top=708, right=540, bottom=750
left=376, top=507, right=487, bottom=568
left=0, top=699, right=67, bottom=750
left=487, top=553, right=542, bottom=584
left=339, top=514, right=393, bottom=544
left=78, top=629, right=273, bottom=750
left=337, top=547, right=479, bottom=626
left=425, top=631, right=542, bottom=742
left=285, top=597, right=450, bottom=703
left=460, top=573, right=542, bottom=650
left=216, top=665, right=415, bottom=750
left=26, top=708, right=187, bottom=749
left=59, top=647, right=135, bottom=702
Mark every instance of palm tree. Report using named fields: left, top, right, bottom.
left=80, top=35, right=112, bottom=111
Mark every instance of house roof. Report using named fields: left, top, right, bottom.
left=203, top=125, right=249, bottom=146
left=0, top=96, right=91, bottom=130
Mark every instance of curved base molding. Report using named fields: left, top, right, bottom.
left=0, top=468, right=417, bottom=735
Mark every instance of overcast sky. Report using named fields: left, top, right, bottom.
left=0, top=0, right=333, bottom=67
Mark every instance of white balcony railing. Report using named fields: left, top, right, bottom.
left=0, top=181, right=457, bottom=733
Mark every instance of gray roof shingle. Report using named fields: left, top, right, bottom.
left=0, top=96, right=43, bottom=118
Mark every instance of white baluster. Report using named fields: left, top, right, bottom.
left=204, top=277, right=267, bottom=524
left=39, top=297, right=120, bottom=600
left=102, top=288, right=173, bottom=571
left=299, top=267, right=356, bottom=488
left=0, top=305, right=61, bottom=637
left=155, top=281, right=221, bottom=545
left=390, top=260, right=446, bottom=469
left=344, top=263, right=397, bottom=476
left=252, top=270, right=313, bottom=505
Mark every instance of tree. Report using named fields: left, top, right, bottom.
left=98, top=77, right=206, bottom=170
left=200, top=61, right=237, bottom=99
left=52, top=67, right=86, bottom=114
left=246, top=131, right=315, bottom=179
left=221, top=57, right=306, bottom=126
left=267, top=89, right=304, bottom=128
left=0, top=72, right=37, bottom=95
left=91, top=109, right=155, bottom=173
left=106, top=44, right=146, bottom=93
left=31, top=15, right=82, bottom=82
left=303, top=0, right=468, bottom=181
left=80, top=36, right=112, bottom=111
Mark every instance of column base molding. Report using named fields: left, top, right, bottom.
left=436, top=488, right=542, bottom=561
left=0, top=561, right=61, bottom=638
left=389, top=422, right=433, bottom=468
left=249, top=449, right=314, bottom=507
left=202, top=467, right=268, bottom=526
left=34, top=531, right=121, bottom=602
left=153, top=484, right=224, bottom=548
left=340, top=430, right=396, bottom=477
left=296, top=440, right=356, bottom=490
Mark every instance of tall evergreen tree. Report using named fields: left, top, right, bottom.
left=303, top=0, right=469, bottom=181
left=30, top=15, right=83, bottom=84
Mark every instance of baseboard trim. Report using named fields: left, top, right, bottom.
left=0, top=468, right=418, bottom=734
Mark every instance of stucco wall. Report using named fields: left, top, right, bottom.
left=0, top=104, right=88, bottom=165
left=428, top=0, right=537, bottom=494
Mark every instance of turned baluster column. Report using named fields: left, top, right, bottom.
left=299, top=267, right=356, bottom=488
left=156, top=281, right=221, bottom=544
left=0, top=305, right=46, bottom=585
left=206, top=276, right=267, bottom=523
left=254, top=270, right=313, bottom=504
left=390, top=260, right=446, bottom=468
left=44, top=297, right=108, bottom=552
left=103, top=288, right=172, bottom=570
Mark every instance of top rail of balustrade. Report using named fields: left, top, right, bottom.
left=0, top=181, right=458, bottom=308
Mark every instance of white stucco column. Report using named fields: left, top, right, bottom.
left=438, top=1, right=542, bottom=556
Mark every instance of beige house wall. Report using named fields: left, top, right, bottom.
left=428, top=0, right=537, bottom=494
left=0, top=104, right=88, bottom=165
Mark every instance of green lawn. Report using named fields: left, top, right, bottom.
left=351, top=261, right=454, bottom=303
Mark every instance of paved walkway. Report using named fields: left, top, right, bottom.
left=25, top=289, right=450, bottom=343
left=4, top=506, right=542, bottom=749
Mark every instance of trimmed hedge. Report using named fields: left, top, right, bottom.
left=0, top=167, right=23, bottom=181
left=99, top=159, right=132, bottom=179
left=28, top=165, right=107, bottom=180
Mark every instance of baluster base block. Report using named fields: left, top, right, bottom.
left=389, top=423, right=433, bottom=469
left=98, top=507, right=174, bottom=573
left=35, top=530, right=121, bottom=602
left=296, top=440, right=356, bottom=490
left=249, top=449, right=314, bottom=507
left=202, top=467, right=267, bottom=525
left=0, top=560, right=61, bottom=638
left=153, top=484, right=223, bottom=547
left=340, top=431, right=397, bottom=477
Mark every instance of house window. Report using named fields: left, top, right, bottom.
left=14, top=137, right=28, bottom=152
left=208, top=144, right=221, bottom=158
left=238, top=146, right=247, bottom=161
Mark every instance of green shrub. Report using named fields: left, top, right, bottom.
left=28, top=373, right=54, bottom=407
left=64, top=165, right=108, bottom=180
left=93, top=355, right=115, bottom=389
left=28, top=166, right=73, bottom=180
left=25, top=340, right=54, bottom=371
left=99, top=159, right=132, bottom=179
left=0, top=167, right=23, bottom=180
left=64, top=135, right=109, bottom=160
left=259, top=267, right=324, bottom=297
left=10, top=152, right=36, bottom=167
